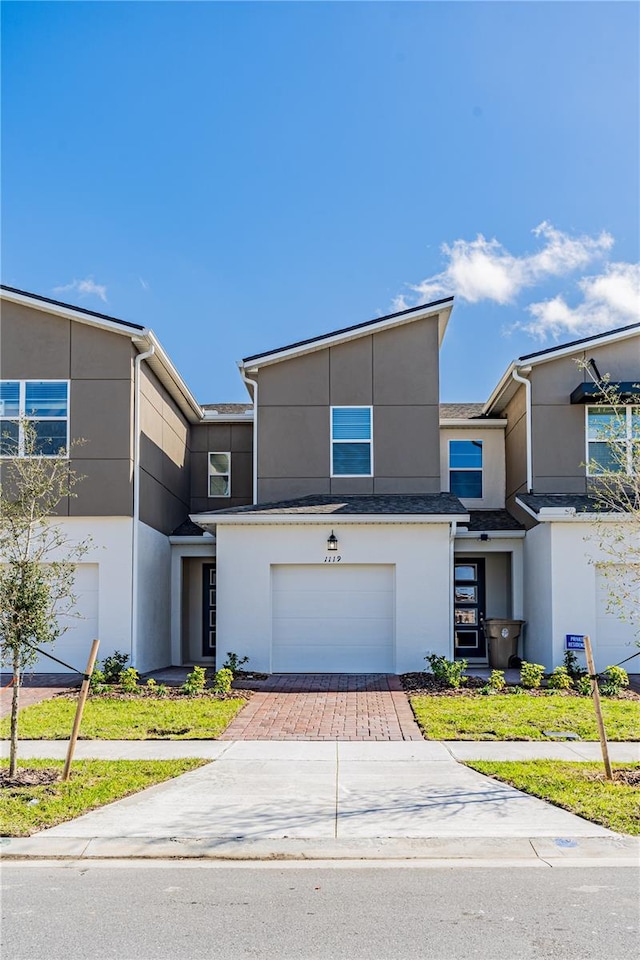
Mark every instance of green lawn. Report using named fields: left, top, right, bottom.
left=410, top=693, right=640, bottom=741
left=0, top=695, right=246, bottom=740
left=0, top=758, right=208, bottom=836
left=466, top=760, right=640, bottom=835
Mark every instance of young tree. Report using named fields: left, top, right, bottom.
left=0, top=424, right=90, bottom=776
left=582, top=368, right=640, bottom=645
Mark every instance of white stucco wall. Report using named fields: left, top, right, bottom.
left=215, top=522, right=453, bottom=674
left=440, top=426, right=506, bottom=509
left=135, top=520, right=172, bottom=673
left=524, top=520, right=638, bottom=672
left=3, top=517, right=134, bottom=673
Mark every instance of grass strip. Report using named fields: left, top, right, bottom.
left=0, top=695, right=246, bottom=740
left=466, top=760, right=640, bottom=835
left=0, top=758, right=208, bottom=836
left=410, top=694, right=640, bottom=741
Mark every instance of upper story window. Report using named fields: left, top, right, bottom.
left=331, top=407, right=373, bottom=477
left=587, top=406, right=639, bottom=475
left=208, top=452, right=231, bottom=496
left=449, top=439, right=483, bottom=498
left=0, top=380, right=69, bottom=457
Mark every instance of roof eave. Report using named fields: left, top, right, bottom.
left=191, top=512, right=469, bottom=527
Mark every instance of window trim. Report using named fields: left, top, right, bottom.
left=330, top=405, right=374, bottom=478
left=585, top=405, right=638, bottom=477
left=207, top=451, right=231, bottom=498
left=0, top=379, right=70, bottom=458
left=448, top=438, right=483, bottom=499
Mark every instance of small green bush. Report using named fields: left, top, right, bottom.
left=102, top=651, right=129, bottom=684
left=89, top=668, right=106, bottom=693
left=155, top=683, right=169, bottom=698
left=425, top=654, right=467, bottom=689
left=119, top=667, right=140, bottom=693
left=145, top=678, right=157, bottom=690
left=563, top=650, right=585, bottom=683
left=520, top=661, right=545, bottom=689
left=547, top=666, right=573, bottom=691
left=600, top=665, right=629, bottom=697
left=487, top=669, right=506, bottom=692
left=182, top=666, right=207, bottom=695
left=576, top=675, right=592, bottom=697
left=223, top=652, right=250, bottom=674
left=212, top=668, right=234, bottom=694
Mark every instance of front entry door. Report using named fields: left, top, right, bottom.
left=202, top=562, right=216, bottom=659
left=454, top=558, right=486, bottom=660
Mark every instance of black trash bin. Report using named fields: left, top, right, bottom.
left=483, top=619, right=525, bottom=669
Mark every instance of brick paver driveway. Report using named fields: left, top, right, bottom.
left=0, top=673, right=78, bottom=719
left=221, top=674, right=422, bottom=741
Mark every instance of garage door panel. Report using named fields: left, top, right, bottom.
left=33, top=563, right=99, bottom=672
left=272, top=589, right=393, bottom=620
left=271, top=564, right=395, bottom=673
left=595, top=565, right=639, bottom=665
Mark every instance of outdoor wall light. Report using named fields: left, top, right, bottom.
left=327, top=531, right=338, bottom=551
left=479, top=533, right=489, bottom=542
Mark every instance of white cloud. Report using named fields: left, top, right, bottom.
left=396, top=222, right=614, bottom=307
left=521, top=262, right=640, bottom=339
left=139, top=277, right=149, bottom=292
left=53, top=277, right=108, bottom=303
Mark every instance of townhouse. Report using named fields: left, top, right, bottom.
left=1, top=284, right=638, bottom=675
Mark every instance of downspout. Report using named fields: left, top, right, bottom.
left=238, top=363, right=258, bottom=503
left=449, top=521, right=457, bottom=658
left=131, top=343, right=155, bottom=666
left=512, top=366, right=532, bottom=493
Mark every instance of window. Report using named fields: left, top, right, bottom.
left=0, top=380, right=69, bottom=457
left=449, top=439, right=483, bottom=498
left=208, top=452, right=231, bottom=496
left=331, top=407, right=372, bottom=476
left=587, top=406, right=639, bottom=476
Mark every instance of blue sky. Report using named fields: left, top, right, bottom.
left=2, top=1, right=638, bottom=403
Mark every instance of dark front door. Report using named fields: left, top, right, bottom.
left=454, top=558, right=486, bottom=660
left=202, top=562, right=217, bottom=659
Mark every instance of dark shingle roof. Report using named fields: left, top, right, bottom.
left=201, top=403, right=253, bottom=414
left=440, top=403, right=485, bottom=419
left=242, top=297, right=454, bottom=363
left=200, top=493, right=468, bottom=517
left=171, top=518, right=207, bottom=537
left=0, top=284, right=145, bottom=331
left=517, top=494, right=609, bottom=514
left=518, top=322, right=640, bottom=362
left=465, top=510, right=524, bottom=531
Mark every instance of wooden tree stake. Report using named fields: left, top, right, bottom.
left=62, top=638, right=100, bottom=782
left=583, top=635, right=613, bottom=781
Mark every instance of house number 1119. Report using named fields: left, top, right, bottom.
left=324, top=555, right=342, bottom=563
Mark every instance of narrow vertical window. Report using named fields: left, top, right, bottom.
left=331, top=407, right=372, bottom=476
left=208, top=452, right=231, bottom=496
left=449, top=439, right=483, bottom=498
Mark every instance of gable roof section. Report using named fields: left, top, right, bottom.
left=1, top=284, right=203, bottom=424
left=484, top=321, right=640, bottom=415
left=241, top=298, right=454, bottom=371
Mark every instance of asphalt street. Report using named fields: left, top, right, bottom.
left=1, top=861, right=638, bottom=960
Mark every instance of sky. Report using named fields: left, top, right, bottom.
left=2, top=1, right=639, bottom=404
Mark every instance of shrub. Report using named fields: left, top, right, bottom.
left=102, top=651, right=129, bottom=684
left=223, top=652, right=250, bottom=674
left=181, top=666, right=207, bottom=695
left=547, top=666, right=573, bottom=691
left=425, top=654, right=467, bottom=689
left=119, top=667, right=139, bottom=693
left=600, top=665, right=629, bottom=697
left=212, top=667, right=234, bottom=694
left=563, top=650, right=585, bottom=683
left=576, top=675, right=592, bottom=697
left=89, top=668, right=106, bottom=693
left=520, top=661, right=545, bottom=689
left=155, top=683, right=169, bottom=697
left=487, top=669, right=506, bottom=692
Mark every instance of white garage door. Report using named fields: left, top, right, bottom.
left=595, top=565, right=639, bottom=669
left=272, top=564, right=394, bottom=673
left=32, top=564, right=99, bottom=672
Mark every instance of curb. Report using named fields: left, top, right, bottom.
left=2, top=835, right=638, bottom=864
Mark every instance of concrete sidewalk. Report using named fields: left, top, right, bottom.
left=2, top=740, right=639, bottom=864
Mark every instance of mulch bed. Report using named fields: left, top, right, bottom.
left=584, top=768, right=640, bottom=787
left=400, top=672, right=640, bottom=699
left=85, top=688, right=253, bottom=701
left=0, top=768, right=60, bottom=789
